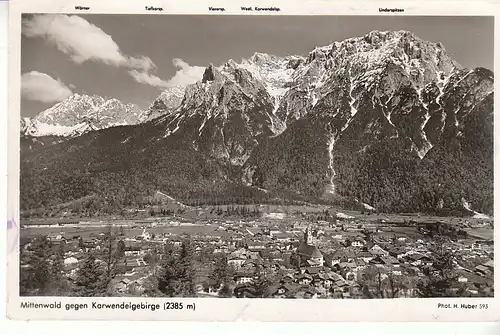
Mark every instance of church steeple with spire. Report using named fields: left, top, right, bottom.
left=296, top=225, right=323, bottom=267
left=304, top=225, right=314, bottom=245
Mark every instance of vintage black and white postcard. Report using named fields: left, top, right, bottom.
left=6, top=0, right=500, bottom=322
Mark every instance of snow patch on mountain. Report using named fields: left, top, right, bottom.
left=462, top=198, right=490, bottom=219
left=348, top=66, right=358, bottom=117
left=22, top=119, right=88, bottom=137
left=472, top=212, right=492, bottom=219
left=336, top=212, right=355, bottom=219
left=416, top=141, right=433, bottom=159
left=361, top=202, right=376, bottom=211
left=156, top=86, right=185, bottom=107
left=239, top=53, right=296, bottom=96
left=326, top=134, right=336, bottom=194
left=144, top=86, right=186, bottom=122
left=355, top=199, right=377, bottom=211
left=155, top=191, right=189, bottom=208
left=435, top=71, right=454, bottom=106
left=22, top=93, right=147, bottom=137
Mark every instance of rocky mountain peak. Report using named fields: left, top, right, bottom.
left=22, top=94, right=145, bottom=137
left=303, top=30, right=461, bottom=80
left=144, top=85, right=186, bottom=122
left=202, top=64, right=216, bottom=83
left=21, top=30, right=494, bottom=218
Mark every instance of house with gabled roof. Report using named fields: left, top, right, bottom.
left=296, top=273, right=313, bottom=285
left=405, top=253, right=432, bottom=266
left=475, top=264, right=493, bottom=277
left=270, top=282, right=301, bottom=298
left=369, top=244, right=389, bottom=257
left=227, top=254, right=247, bottom=268
left=302, top=286, right=319, bottom=299
left=356, top=250, right=374, bottom=263
left=388, top=246, right=406, bottom=259
left=370, top=255, right=400, bottom=267
left=234, top=271, right=254, bottom=285
left=483, top=259, right=494, bottom=272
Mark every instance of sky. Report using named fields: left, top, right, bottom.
left=21, top=15, right=494, bottom=118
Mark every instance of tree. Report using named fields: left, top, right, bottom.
left=157, top=251, right=182, bottom=297
left=209, top=255, right=228, bottom=288
left=20, top=236, right=52, bottom=296
left=386, top=272, right=403, bottom=298
left=178, top=238, right=197, bottom=297
left=144, top=248, right=159, bottom=269
left=209, top=255, right=234, bottom=296
left=100, top=226, right=125, bottom=284
left=50, top=242, right=70, bottom=295
left=218, top=283, right=233, bottom=298
left=73, top=253, right=107, bottom=297
left=360, top=266, right=385, bottom=299
left=78, top=236, right=85, bottom=249
left=116, top=240, right=126, bottom=259
left=157, top=238, right=197, bottom=297
left=417, top=237, right=459, bottom=297
left=250, top=263, right=272, bottom=298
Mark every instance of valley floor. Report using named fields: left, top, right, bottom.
left=19, top=206, right=494, bottom=298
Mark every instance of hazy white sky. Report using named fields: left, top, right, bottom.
left=21, top=15, right=494, bottom=117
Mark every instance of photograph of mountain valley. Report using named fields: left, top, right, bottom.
left=19, top=14, right=494, bottom=299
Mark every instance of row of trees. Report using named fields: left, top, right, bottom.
left=210, top=205, right=262, bottom=218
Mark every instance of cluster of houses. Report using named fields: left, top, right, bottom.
left=21, top=213, right=495, bottom=298
left=196, top=218, right=494, bottom=298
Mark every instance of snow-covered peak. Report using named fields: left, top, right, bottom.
left=22, top=94, right=146, bottom=137
left=229, top=53, right=296, bottom=99
left=301, top=30, right=461, bottom=86
left=154, top=85, right=186, bottom=110
left=143, top=85, right=187, bottom=122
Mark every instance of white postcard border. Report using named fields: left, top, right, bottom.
left=6, top=0, right=500, bottom=322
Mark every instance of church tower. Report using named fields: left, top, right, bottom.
left=304, top=225, right=313, bottom=245
left=296, top=224, right=323, bottom=267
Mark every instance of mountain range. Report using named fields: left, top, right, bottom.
left=20, top=30, right=494, bottom=217
left=21, top=85, right=186, bottom=138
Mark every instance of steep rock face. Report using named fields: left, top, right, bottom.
left=156, top=60, right=276, bottom=166
left=20, top=30, right=494, bottom=215
left=241, top=31, right=492, bottom=214
left=244, top=66, right=493, bottom=214
left=202, top=64, right=216, bottom=83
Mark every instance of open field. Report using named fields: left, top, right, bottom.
left=20, top=203, right=493, bottom=241
left=465, top=228, right=494, bottom=241
left=20, top=222, right=225, bottom=239
left=21, top=205, right=492, bottom=224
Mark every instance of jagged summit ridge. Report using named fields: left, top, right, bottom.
left=154, top=30, right=479, bottom=169
left=20, top=30, right=493, bottom=217
left=22, top=93, right=146, bottom=137
left=239, top=31, right=492, bottom=204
